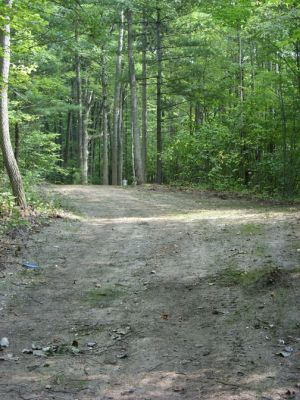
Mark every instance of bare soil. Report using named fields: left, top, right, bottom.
left=0, top=185, right=300, bottom=400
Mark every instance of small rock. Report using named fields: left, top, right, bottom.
left=45, top=385, right=51, bottom=390
left=0, top=337, right=9, bottom=348
left=121, top=389, right=135, bottom=396
left=173, top=386, right=185, bottom=393
left=32, top=343, right=42, bottom=350
left=22, top=349, right=33, bottom=354
left=87, top=342, right=97, bottom=348
left=33, top=350, right=46, bottom=357
left=0, top=353, right=19, bottom=361
left=117, top=353, right=128, bottom=359
left=42, top=347, right=52, bottom=353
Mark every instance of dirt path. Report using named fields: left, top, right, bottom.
left=1, top=185, right=300, bottom=400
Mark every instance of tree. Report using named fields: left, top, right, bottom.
left=126, top=8, right=144, bottom=185
left=0, top=0, right=27, bottom=209
left=112, top=11, right=125, bottom=185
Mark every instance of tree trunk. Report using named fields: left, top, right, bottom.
left=102, top=64, right=109, bottom=185
left=82, top=91, right=93, bottom=184
left=112, top=11, right=125, bottom=185
left=75, top=22, right=84, bottom=183
left=14, top=122, right=20, bottom=162
left=0, top=0, right=27, bottom=210
left=64, top=111, right=72, bottom=166
left=117, top=86, right=124, bottom=185
left=141, top=10, right=148, bottom=181
left=156, top=7, right=163, bottom=184
left=126, top=9, right=144, bottom=185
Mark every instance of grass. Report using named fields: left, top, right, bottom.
left=51, top=373, right=88, bottom=390
left=216, top=264, right=291, bottom=290
left=83, top=286, right=124, bottom=307
left=240, top=222, right=262, bottom=236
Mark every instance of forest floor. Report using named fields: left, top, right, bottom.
left=0, top=185, right=300, bottom=400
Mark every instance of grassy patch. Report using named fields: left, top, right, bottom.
left=216, top=264, right=293, bottom=290
left=83, top=286, right=124, bottom=307
left=52, top=374, right=88, bottom=391
left=240, top=223, right=262, bottom=236
left=255, top=245, right=266, bottom=256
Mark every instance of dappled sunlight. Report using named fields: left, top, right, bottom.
left=1, top=185, right=299, bottom=400
left=97, top=368, right=287, bottom=400
left=84, top=208, right=298, bottom=226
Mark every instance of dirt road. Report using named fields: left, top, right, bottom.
left=0, top=185, right=300, bottom=400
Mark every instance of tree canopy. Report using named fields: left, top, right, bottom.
left=1, top=0, right=299, bottom=209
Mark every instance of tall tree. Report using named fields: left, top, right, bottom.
left=102, top=63, right=109, bottom=185
left=0, top=0, right=27, bottom=209
left=112, top=11, right=125, bottom=185
left=141, top=9, right=148, bottom=181
left=156, top=6, right=163, bottom=184
left=126, top=9, right=144, bottom=185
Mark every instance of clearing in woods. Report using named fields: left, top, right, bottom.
left=0, top=185, right=300, bottom=400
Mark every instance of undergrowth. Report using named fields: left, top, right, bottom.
left=0, top=179, right=63, bottom=235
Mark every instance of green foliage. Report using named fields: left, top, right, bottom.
left=0, top=0, right=299, bottom=199
left=163, top=123, right=242, bottom=190
left=19, top=130, right=63, bottom=181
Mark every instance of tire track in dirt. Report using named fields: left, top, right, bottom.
left=0, top=185, right=299, bottom=400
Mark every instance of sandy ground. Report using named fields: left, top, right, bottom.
left=0, top=185, right=300, bottom=400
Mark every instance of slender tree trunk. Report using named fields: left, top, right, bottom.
left=82, top=91, right=93, bottom=184
left=102, top=64, right=109, bottom=185
left=14, top=122, right=20, bottom=162
left=195, top=103, right=203, bottom=130
left=141, top=10, right=148, bottom=181
left=0, top=0, right=27, bottom=209
left=117, top=86, right=124, bottom=185
left=126, top=9, right=144, bottom=185
left=112, top=11, right=125, bottom=185
left=75, top=23, right=84, bottom=183
left=237, top=26, right=248, bottom=184
left=295, top=40, right=300, bottom=95
left=156, top=7, right=163, bottom=184
left=64, top=111, right=72, bottom=166
left=278, top=69, right=288, bottom=193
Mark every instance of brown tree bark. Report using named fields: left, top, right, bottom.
left=102, top=64, right=109, bottom=185
left=0, top=0, right=27, bottom=209
left=82, top=91, right=94, bottom=184
left=75, top=22, right=84, bottom=183
left=112, top=11, right=124, bottom=185
left=141, top=10, right=148, bottom=182
left=126, top=9, right=144, bottom=185
left=156, top=7, right=163, bottom=184
left=117, top=86, right=124, bottom=185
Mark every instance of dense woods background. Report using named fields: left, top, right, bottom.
left=0, top=0, right=299, bottom=212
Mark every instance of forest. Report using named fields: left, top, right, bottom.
left=0, top=0, right=299, bottom=212
left=1, top=2, right=300, bottom=399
